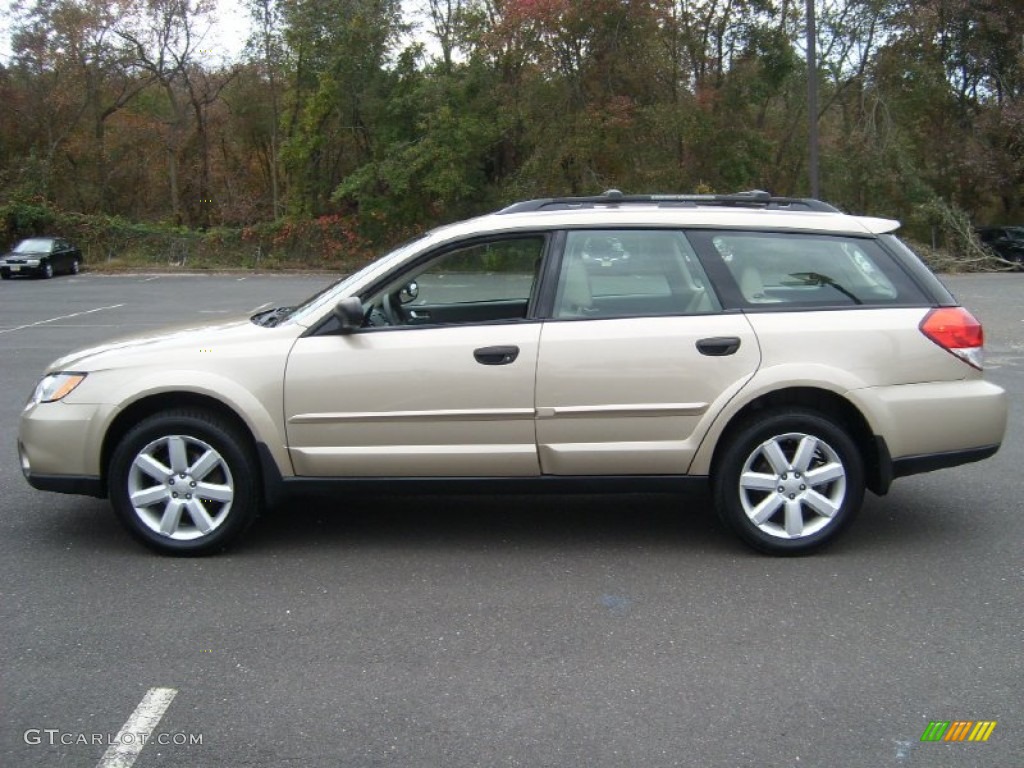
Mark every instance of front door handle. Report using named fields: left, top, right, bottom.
left=474, top=345, right=520, bottom=365
left=696, top=336, right=741, bottom=356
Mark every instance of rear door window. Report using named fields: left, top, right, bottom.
left=553, top=230, right=722, bottom=319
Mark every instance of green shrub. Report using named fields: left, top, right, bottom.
left=1, top=199, right=58, bottom=244
left=1, top=202, right=376, bottom=271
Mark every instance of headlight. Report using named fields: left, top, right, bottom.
left=29, top=372, right=87, bottom=404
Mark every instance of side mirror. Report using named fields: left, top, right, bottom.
left=332, top=297, right=365, bottom=334
left=398, top=280, right=419, bottom=304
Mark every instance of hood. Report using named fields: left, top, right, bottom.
left=2, top=249, right=47, bottom=258
left=48, top=314, right=287, bottom=371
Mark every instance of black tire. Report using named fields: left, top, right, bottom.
left=40, top=260, right=53, bottom=279
left=108, top=409, right=262, bottom=555
left=70, top=258, right=80, bottom=275
left=712, top=408, right=865, bottom=555
left=0, top=271, right=10, bottom=280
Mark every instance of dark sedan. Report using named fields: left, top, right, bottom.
left=0, top=237, right=83, bottom=279
left=977, top=226, right=1024, bottom=268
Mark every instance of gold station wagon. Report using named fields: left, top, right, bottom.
left=18, top=191, right=1008, bottom=555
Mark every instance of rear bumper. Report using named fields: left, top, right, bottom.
left=855, top=378, right=1007, bottom=494
left=892, top=443, right=1001, bottom=479
left=850, top=379, right=1007, bottom=458
left=869, top=439, right=1001, bottom=495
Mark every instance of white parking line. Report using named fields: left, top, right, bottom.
left=0, top=304, right=124, bottom=335
left=95, top=687, right=177, bottom=768
left=142, top=276, right=161, bottom=282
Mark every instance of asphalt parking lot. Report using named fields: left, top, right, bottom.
left=1, top=272, right=1021, bottom=767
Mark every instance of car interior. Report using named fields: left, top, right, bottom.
left=364, top=236, right=544, bottom=327
left=553, top=230, right=721, bottom=318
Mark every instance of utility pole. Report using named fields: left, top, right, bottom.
left=806, top=0, right=820, bottom=199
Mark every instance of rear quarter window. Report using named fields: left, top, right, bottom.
left=691, top=231, right=929, bottom=309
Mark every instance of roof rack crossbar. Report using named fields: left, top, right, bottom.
left=497, top=189, right=839, bottom=214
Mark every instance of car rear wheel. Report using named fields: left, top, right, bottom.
left=712, top=408, right=864, bottom=555
left=108, top=409, right=261, bottom=555
left=70, top=258, right=80, bottom=275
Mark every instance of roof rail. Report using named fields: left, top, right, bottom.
left=497, top=189, right=840, bottom=214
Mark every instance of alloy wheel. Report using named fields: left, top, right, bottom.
left=737, top=431, right=847, bottom=540
left=126, top=434, right=235, bottom=541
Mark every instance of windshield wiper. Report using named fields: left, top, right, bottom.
left=250, top=306, right=294, bottom=327
left=787, top=272, right=863, bottom=305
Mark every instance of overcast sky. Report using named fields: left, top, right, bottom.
left=0, top=1, right=432, bottom=66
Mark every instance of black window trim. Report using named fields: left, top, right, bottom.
left=305, top=225, right=948, bottom=336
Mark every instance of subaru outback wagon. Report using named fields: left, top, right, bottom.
left=18, top=191, right=1008, bottom=555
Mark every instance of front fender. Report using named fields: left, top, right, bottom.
left=113, top=370, right=291, bottom=477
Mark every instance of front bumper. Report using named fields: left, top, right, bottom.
left=18, top=428, right=105, bottom=497
left=19, top=401, right=113, bottom=493
left=0, top=260, right=42, bottom=276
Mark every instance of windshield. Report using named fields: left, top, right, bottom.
left=13, top=238, right=53, bottom=253
left=282, top=235, right=429, bottom=325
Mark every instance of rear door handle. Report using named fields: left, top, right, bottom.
left=474, top=345, right=520, bottom=365
left=696, top=337, right=741, bottom=356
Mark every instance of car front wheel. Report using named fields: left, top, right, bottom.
left=108, top=409, right=261, bottom=555
left=713, top=408, right=865, bottom=555
left=40, top=260, right=53, bottom=279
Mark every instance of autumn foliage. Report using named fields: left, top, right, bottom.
left=1, top=0, right=1021, bottom=267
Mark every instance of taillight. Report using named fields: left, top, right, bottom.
left=919, top=307, right=984, bottom=370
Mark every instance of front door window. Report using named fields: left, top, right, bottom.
left=365, top=236, right=546, bottom=328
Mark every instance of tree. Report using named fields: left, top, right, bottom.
left=117, top=0, right=218, bottom=224
left=279, top=0, right=404, bottom=215
left=244, top=0, right=286, bottom=217
left=8, top=0, right=154, bottom=209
